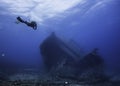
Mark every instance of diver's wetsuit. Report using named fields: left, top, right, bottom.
left=24, top=21, right=37, bottom=30
left=17, top=16, right=37, bottom=30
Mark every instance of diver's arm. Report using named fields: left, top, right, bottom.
left=33, top=25, right=37, bottom=30
left=33, top=22, right=37, bottom=30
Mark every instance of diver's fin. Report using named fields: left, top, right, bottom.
left=15, top=20, right=20, bottom=24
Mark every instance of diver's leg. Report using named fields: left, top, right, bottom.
left=24, top=21, right=31, bottom=26
left=17, top=17, right=24, bottom=23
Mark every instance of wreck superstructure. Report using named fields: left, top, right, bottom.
left=40, top=32, right=81, bottom=71
left=40, top=32, right=104, bottom=77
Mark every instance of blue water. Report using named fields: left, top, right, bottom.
left=0, top=0, right=120, bottom=73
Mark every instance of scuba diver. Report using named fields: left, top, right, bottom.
left=16, top=16, right=37, bottom=30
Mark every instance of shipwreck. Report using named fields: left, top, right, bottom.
left=40, top=32, right=106, bottom=82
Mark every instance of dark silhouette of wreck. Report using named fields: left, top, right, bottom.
left=40, top=32, right=80, bottom=71
left=40, top=32, right=105, bottom=81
